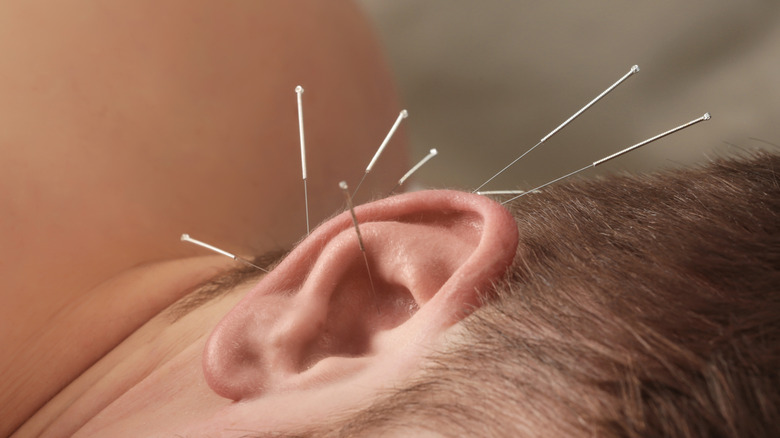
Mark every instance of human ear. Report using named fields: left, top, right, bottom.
left=202, top=190, right=518, bottom=403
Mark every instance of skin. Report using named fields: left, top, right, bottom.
left=17, top=188, right=518, bottom=437
left=0, top=0, right=407, bottom=435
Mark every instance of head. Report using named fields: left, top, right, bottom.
left=58, top=152, right=776, bottom=437
left=311, top=151, right=780, bottom=437
left=8, top=1, right=776, bottom=436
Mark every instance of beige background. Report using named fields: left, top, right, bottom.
left=359, top=0, right=780, bottom=190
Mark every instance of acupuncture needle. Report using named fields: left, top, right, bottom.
left=476, top=189, right=539, bottom=196
left=296, top=85, right=310, bottom=236
left=474, top=65, right=640, bottom=193
left=389, top=148, right=438, bottom=194
left=340, top=181, right=380, bottom=313
left=352, top=109, right=409, bottom=199
left=499, top=112, right=711, bottom=204
left=180, top=233, right=269, bottom=272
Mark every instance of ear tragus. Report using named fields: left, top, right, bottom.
left=203, top=190, right=518, bottom=401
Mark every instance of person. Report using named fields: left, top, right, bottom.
left=13, top=150, right=780, bottom=437
left=3, top=2, right=778, bottom=438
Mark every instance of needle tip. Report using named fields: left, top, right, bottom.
left=400, top=109, right=409, bottom=118
left=430, top=148, right=438, bottom=155
left=339, top=181, right=349, bottom=190
left=295, top=85, right=304, bottom=94
left=631, top=65, right=640, bottom=73
left=703, top=112, right=711, bottom=120
left=180, top=233, right=190, bottom=241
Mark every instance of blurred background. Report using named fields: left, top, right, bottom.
left=358, top=0, right=780, bottom=191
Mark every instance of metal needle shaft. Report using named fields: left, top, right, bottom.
left=474, top=65, right=640, bottom=193
left=180, top=234, right=268, bottom=272
left=390, top=148, right=438, bottom=194
left=340, top=181, right=380, bottom=313
left=353, top=109, right=409, bottom=199
left=500, top=112, right=711, bottom=205
left=296, top=85, right=310, bottom=235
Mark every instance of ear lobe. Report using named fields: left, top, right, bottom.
left=203, top=190, right=518, bottom=401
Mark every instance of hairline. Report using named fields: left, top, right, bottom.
left=164, top=248, right=289, bottom=322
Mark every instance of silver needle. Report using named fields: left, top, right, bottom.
left=500, top=112, right=711, bottom=205
left=390, top=148, right=438, bottom=194
left=340, top=181, right=380, bottom=313
left=474, top=65, right=640, bottom=193
left=296, top=85, right=310, bottom=236
left=477, top=190, right=529, bottom=196
left=352, top=109, right=409, bottom=199
left=180, top=234, right=269, bottom=272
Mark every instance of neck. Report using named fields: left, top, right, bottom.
left=2, top=256, right=231, bottom=437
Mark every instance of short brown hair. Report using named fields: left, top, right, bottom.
left=316, top=152, right=780, bottom=437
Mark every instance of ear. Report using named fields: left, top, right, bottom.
left=203, top=190, right=518, bottom=402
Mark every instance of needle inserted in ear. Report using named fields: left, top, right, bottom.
left=339, top=181, right=380, bottom=313
left=474, top=65, right=640, bottom=193
left=500, top=112, right=711, bottom=205
left=180, top=234, right=268, bottom=272
left=390, top=148, right=438, bottom=194
left=477, top=190, right=528, bottom=196
left=352, top=109, right=409, bottom=199
left=296, top=85, right=310, bottom=236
